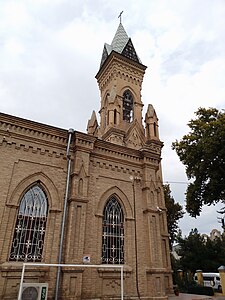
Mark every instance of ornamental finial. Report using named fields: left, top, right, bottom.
left=118, top=11, right=123, bottom=23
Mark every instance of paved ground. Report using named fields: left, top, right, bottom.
left=169, top=293, right=225, bottom=300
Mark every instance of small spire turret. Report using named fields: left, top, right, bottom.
left=87, top=110, right=99, bottom=136
left=145, top=104, right=159, bottom=140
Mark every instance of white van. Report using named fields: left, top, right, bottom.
left=194, top=273, right=221, bottom=290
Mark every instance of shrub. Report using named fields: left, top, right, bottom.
left=187, top=286, right=214, bottom=296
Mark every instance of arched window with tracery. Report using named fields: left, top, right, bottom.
left=9, top=184, right=48, bottom=262
left=123, top=90, right=133, bottom=122
left=102, top=196, right=124, bottom=264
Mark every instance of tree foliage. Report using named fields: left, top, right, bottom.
left=164, top=184, right=184, bottom=249
left=172, top=107, right=225, bottom=217
left=177, top=228, right=225, bottom=274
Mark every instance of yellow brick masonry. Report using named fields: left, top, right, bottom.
left=0, top=21, right=174, bottom=298
left=0, top=114, right=68, bottom=299
left=0, top=113, right=173, bottom=299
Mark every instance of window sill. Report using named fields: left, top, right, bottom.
left=97, top=265, right=132, bottom=278
left=0, top=262, right=50, bottom=274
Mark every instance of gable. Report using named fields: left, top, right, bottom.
left=100, top=45, right=109, bottom=67
left=125, top=121, right=145, bottom=149
left=122, top=39, right=140, bottom=63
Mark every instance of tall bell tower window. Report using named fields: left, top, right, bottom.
left=123, top=90, right=133, bottom=122
left=9, top=184, right=48, bottom=262
left=102, top=196, right=124, bottom=264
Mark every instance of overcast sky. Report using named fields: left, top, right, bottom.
left=1, top=0, right=225, bottom=237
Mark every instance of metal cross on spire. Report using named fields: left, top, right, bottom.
left=118, top=11, right=123, bottom=23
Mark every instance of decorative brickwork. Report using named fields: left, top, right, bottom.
left=0, top=22, right=173, bottom=299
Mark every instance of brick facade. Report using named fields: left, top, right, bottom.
left=0, top=23, right=173, bottom=299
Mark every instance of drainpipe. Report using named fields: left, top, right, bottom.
left=55, top=128, right=74, bottom=300
left=131, top=176, right=141, bottom=300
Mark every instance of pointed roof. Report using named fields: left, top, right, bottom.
left=146, top=104, right=158, bottom=119
left=100, top=23, right=142, bottom=67
left=87, top=110, right=97, bottom=128
left=87, top=110, right=99, bottom=136
left=111, top=23, right=129, bottom=53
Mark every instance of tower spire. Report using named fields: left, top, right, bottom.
left=99, top=20, right=143, bottom=68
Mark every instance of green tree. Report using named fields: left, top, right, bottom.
left=177, top=228, right=225, bottom=273
left=177, top=228, right=206, bottom=273
left=164, top=184, right=184, bottom=249
left=172, top=107, right=225, bottom=217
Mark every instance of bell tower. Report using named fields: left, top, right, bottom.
left=85, top=23, right=173, bottom=298
left=89, top=22, right=150, bottom=149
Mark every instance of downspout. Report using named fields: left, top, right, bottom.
left=55, top=128, right=74, bottom=300
left=132, top=176, right=141, bottom=300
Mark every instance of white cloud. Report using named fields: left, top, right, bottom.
left=179, top=202, right=225, bottom=237
left=0, top=1, right=32, bottom=30
left=0, top=0, right=224, bottom=236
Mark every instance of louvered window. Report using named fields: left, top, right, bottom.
left=102, top=196, right=124, bottom=264
left=9, top=185, right=48, bottom=262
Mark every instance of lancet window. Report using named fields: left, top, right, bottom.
left=102, top=196, right=124, bottom=264
left=9, top=184, right=48, bottom=262
left=123, top=90, right=133, bottom=122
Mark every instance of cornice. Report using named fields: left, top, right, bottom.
left=0, top=113, right=162, bottom=165
left=91, top=159, right=142, bottom=178
left=0, top=139, right=66, bottom=159
left=0, top=113, right=68, bottom=144
left=76, top=131, right=140, bottom=159
left=0, top=112, right=68, bottom=158
left=96, top=50, right=146, bottom=79
left=74, top=131, right=96, bottom=152
left=94, top=138, right=141, bottom=158
left=141, top=139, right=163, bottom=156
left=96, top=52, right=146, bottom=91
left=89, top=137, right=160, bottom=169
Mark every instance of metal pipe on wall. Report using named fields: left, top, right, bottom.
left=55, top=128, right=74, bottom=300
left=131, top=175, right=141, bottom=300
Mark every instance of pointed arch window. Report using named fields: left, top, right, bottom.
left=153, top=122, right=157, bottom=137
left=9, top=184, right=48, bottom=262
left=114, top=109, right=117, bottom=125
left=102, top=196, right=124, bottom=264
left=103, top=94, right=109, bottom=129
left=123, top=90, right=133, bottom=122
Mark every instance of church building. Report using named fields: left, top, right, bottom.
left=0, top=21, right=173, bottom=299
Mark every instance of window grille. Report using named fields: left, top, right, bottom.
left=9, top=185, right=48, bottom=262
left=123, top=90, right=133, bottom=122
left=102, top=196, right=124, bottom=264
